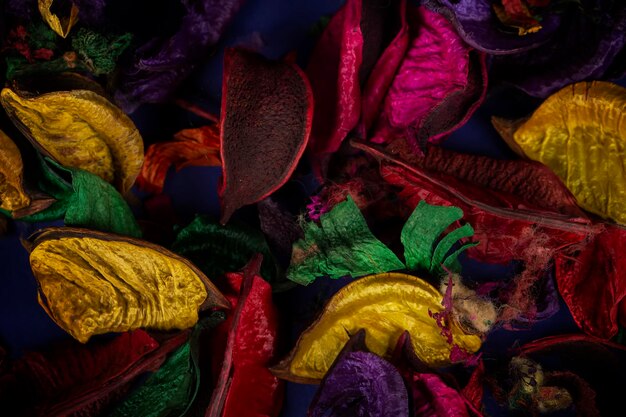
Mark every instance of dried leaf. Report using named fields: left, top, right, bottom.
left=0, top=129, right=30, bottom=211
left=171, top=216, right=279, bottom=284
left=494, top=81, right=626, bottom=224
left=138, top=126, right=221, bottom=194
left=1, top=88, right=144, bottom=194
left=108, top=313, right=225, bottom=417
left=18, top=158, right=141, bottom=237
left=38, top=0, right=79, bottom=38
left=206, top=255, right=283, bottom=417
left=219, top=49, right=313, bottom=224
left=401, top=201, right=477, bottom=275
left=287, top=196, right=404, bottom=285
left=0, top=330, right=188, bottom=416
left=272, top=272, right=482, bottom=382
left=27, top=227, right=228, bottom=343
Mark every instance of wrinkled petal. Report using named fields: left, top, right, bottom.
left=27, top=227, right=228, bottom=343
left=371, top=6, right=487, bottom=148
left=0, top=129, right=30, bottom=211
left=287, top=196, right=404, bottom=285
left=114, top=0, right=245, bottom=112
left=207, top=255, right=283, bottom=417
left=555, top=226, right=626, bottom=339
left=422, top=0, right=561, bottom=54
left=309, top=351, right=409, bottom=417
left=1, top=88, right=144, bottom=194
left=272, top=272, right=481, bottom=382
left=494, top=81, right=626, bottom=224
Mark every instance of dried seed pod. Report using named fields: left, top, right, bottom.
left=272, top=272, right=481, bottom=382
left=1, top=88, right=144, bottom=194
left=27, top=227, right=229, bottom=343
left=0, top=129, right=30, bottom=211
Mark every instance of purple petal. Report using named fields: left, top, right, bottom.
left=309, top=351, right=409, bottom=417
left=492, top=4, right=626, bottom=97
left=115, top=0, right=245, bottom=113
left=422, top=0, right=561, bottom=54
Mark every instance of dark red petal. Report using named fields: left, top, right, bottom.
left=219, top=49, right=313, bottom=224
left=555, top=226, right=626, bottom=339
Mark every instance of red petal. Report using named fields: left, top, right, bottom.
left=207, top=255, right=283, bottom=417
left=219, top=49, right=313, bottom=224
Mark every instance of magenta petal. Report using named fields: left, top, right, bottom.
left=370, top=6, right=486, bottom=148
left=411, top=373, right=471, bottom=417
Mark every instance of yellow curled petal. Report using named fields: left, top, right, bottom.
left=29, top=228, right=229, bottom=343
left=1, top=88, right=144, bottom=194
left=501, top=81, right=626, bottom=224
left=0, top=130, right=30, bottom=211
left=39, top=0, right=79, bottom=38
left=272, top=272, right=481, bottom=382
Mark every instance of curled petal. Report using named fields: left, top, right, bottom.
left=495, top=81, right=626, bottom=224
left=309, top=351, right=409, bottom=417
left=38, top=0, right=79, bottom=38
left=1, top=88, right=144, bottom=194
left=0, top=129, right=30, bottom=211
left=371, top=6, right=487, bottom=148
left=272, top=272, right=481, bottom=382
left=27, top=227, right=228, bottom=343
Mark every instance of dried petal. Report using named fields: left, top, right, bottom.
left=370, top=6, right=487, bottom=148
left=494, top=81, right=626, bottom=224
left=0, top=330, right=188, bottom=416
left=27, top=227, right=228, bottom=343
left=108, top=313, right=225, bottom=417
left=38, top=0, right=79, bottom=38
left=555, top=226, right=626, bottom=339
left=207, top=256, right=283, bottom=417
left=219, top=49, right=313, bottom=223
left=309, top=351, right=409, bottom=417
left=137, top=125, right=221, bottom=194
left=287, top=196, right=404, bottom=285
left=307, top=0, right=409, bottom=156
left=353, top=141, right=594, bottom=265
left=0, top=129, right=30, bottom=211
left=272, top=272, right=482, bottom=382
left=1, top=88, right=144, bottom=194
left=114, top=0, right=245, bottom=112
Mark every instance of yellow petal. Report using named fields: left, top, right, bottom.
left=497, top=81, right=626, bottom=224
left=39, top=0, right=79, bottom=38
left=0, top=129, right=30, bottom=211
left=29, top=228, right=229, bottom=343
left=272, top=272, right=481, bottom=382
left=1, top=88, right=144, bottom=194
